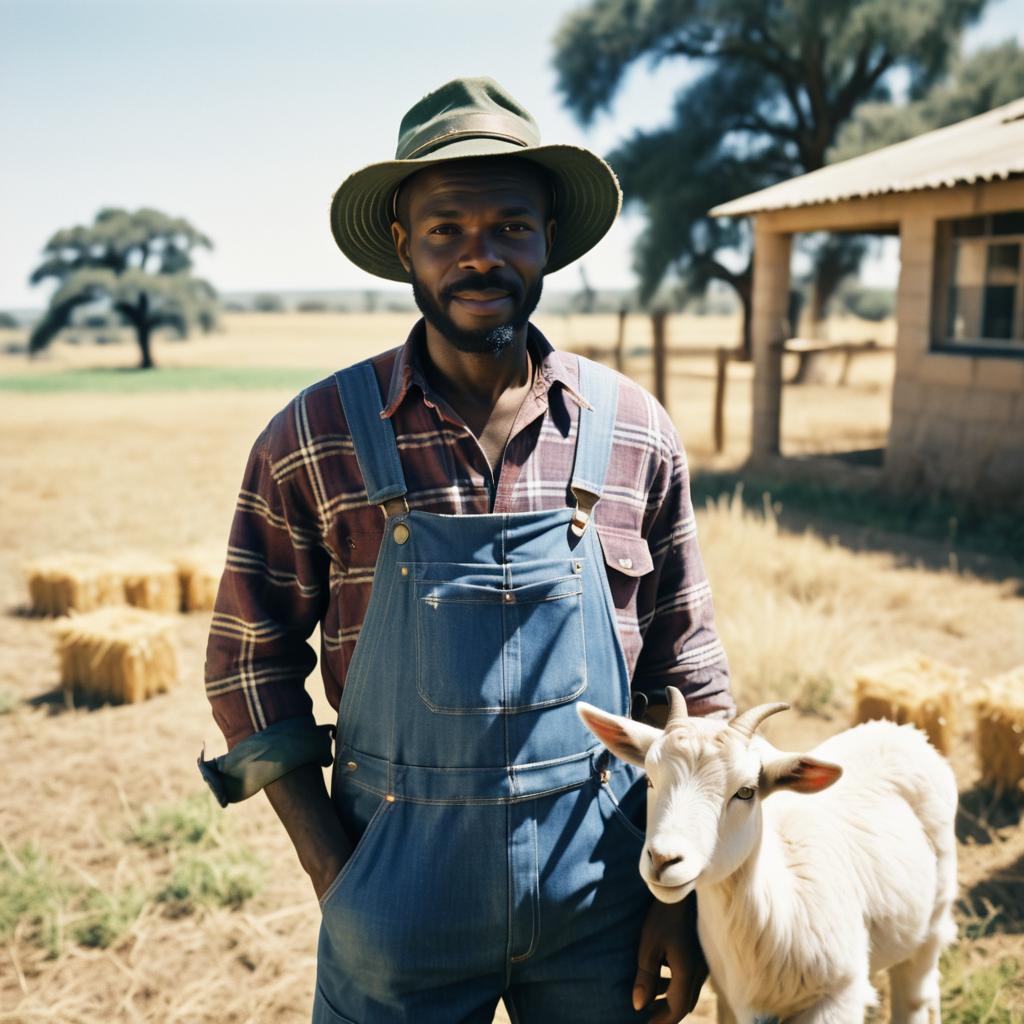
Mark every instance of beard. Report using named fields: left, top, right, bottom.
left=410, top=267, right=544, bottom=355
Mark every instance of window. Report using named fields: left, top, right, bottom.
left=937, top=213, right=1024, bottom=353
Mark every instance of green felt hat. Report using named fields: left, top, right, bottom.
left=330, top=77, right=622, bottom=281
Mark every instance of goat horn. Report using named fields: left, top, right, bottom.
left=664, top=686, right=689, bottom=731
left=729, top=702, right=791, bottom=740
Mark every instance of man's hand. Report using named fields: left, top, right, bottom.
left=264, top=763, right=353, bottom=902
left=633, top=894, right=708, bottom=1024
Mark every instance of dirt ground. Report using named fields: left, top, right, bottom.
left=1, top=313, right=1021, bottom=1023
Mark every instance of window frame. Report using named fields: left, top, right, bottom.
left=932, top=214, right=1024, bottom=359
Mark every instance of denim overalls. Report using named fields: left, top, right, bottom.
left=313, top=357, right=651, bottom=1023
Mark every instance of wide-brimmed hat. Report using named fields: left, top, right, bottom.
left=330, top=77, right=622, bottom=281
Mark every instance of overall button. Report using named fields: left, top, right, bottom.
left=393, top=523, right=410, bottom=545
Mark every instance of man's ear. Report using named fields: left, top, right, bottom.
left=577, top=702, right=660, bottom=767
left=544, top=218, right=557, bottom=264
left=391, top=220, right=411, bottom=273
left=759, top=753, right=842, bottom=796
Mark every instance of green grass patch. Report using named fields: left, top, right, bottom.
left=129, top=793, right=222, bottom=850
left=0, top=365, right=335, bottom=393
left=691, top=470, right=1024, bottom=567
left=0, top=844, right=142, bottom=956
left=942, top=945, right=1024, bottom=1024
left=70, top=886, right=146, bottom=950
left=157, top=850, right=262, bottom=913
left=0, top=843, right=73, bottom=957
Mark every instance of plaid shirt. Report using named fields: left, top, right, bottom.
left=205, top=321, right=732, bottom=754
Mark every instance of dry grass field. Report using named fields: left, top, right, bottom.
left=1, top=313, right=1022, bottom=1023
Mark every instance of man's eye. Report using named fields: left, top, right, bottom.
left=428, top=224, right=458, bottom=235
left=734, top=786, right=756, bottom=801
left=501, top=223, right=530, bottom=233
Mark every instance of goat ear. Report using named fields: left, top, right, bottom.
left=577, top=702, right=660, bottom=767
left=759, top=754, right=842, bottom=796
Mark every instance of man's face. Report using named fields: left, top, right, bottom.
left=391, top=158, right=556, bottom=355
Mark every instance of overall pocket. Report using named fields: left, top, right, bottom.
left=415, top=564, right=587, bottom=714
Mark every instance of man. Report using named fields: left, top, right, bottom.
left=200, top=78, right=733, bottom=1024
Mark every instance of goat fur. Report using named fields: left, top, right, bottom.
left=579, top=702, right=958, bottom=1024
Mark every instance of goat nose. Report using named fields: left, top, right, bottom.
left=647, top=846, right=684, bottom=880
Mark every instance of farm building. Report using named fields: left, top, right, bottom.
left=713, top=98, right=1024, bottom=507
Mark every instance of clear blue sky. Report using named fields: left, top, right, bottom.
left=3, top=0, right=1023, bottom=309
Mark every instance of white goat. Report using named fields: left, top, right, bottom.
left=579, top=688, right=958, bottom=1024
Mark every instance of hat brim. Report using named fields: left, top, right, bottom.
left=330, top=140, right=622, bottom=282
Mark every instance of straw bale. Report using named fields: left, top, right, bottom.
left=174, top=550, right=225, bottom=611
left=23, top=555, right=124, bottom=616
left=114, top=555, right=181, bottom=613
left=852, top=653, right=963, bottom=753
left=54, top=607, right=179, bottom=704
left=972, top=666, right=1024, bottom=792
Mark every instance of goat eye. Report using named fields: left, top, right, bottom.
left=735, top=786, right=756, bottom=801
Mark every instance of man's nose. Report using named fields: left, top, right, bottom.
left=458, top=232, right=505, bottom=274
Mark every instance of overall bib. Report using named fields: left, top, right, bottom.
left=313, top=357, right=651, bottom=1024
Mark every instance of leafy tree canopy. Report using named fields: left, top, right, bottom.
left=553, top=0, right=990, bottom=344
left=833, top=39, right=1024, bottom=159
left=29, top=208, right=216, bottom=368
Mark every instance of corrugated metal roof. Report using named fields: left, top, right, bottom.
left=711, top=97, right=1024, bottom=217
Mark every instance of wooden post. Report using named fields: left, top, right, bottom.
left=713, top=347, right=729, bottom=454
left=751, top=221, right=792, bottom=457
left=651, top=309, right=667, bottom=408
left=615, top=306, right=627, bottom=373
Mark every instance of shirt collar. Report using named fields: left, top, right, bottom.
left=380, top=318, right=589, bottom=419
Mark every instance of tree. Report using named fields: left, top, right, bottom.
left=833, top=40, right=1024, bottom=159
left=553, top=0, right=988, bottom=356
left=29, top=208, right=217, bottom=368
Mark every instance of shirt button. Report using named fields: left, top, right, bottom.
left=618, top=557, right=633, bottom=570
left=393, top=523, right=410, bottom=545
left=504, top=592, right=514, bottom=603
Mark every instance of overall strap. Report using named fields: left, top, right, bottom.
left=335, top=361, right=409, bottom=513
left=569, top=356, right=619, bottom=536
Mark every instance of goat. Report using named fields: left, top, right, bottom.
left=579, top=688, right=958, bottom=1024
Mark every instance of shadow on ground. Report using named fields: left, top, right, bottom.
left=959, top=851, right=1024, bottom=935
left=956, top=786, right=1023, bottom=845
left=690, top=466, right=1024, bottom=591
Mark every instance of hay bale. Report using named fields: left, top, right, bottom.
left=114, top=556, right=180, bottom=613
left=54, top=607, right=179, bottom=704
left=852, top=653, right=962, bottom=754
left=23, top=555, right=124, bottom=616
left=24, top=553, right=181, bottom=615
left=973, top=666, right=1024, bottom=792
left=174, top=551, right=225, bottom=612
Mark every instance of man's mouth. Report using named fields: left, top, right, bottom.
left=449, top=289, right=514, bottom=315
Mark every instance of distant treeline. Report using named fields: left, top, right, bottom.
left=3, top=281, right=893, bottom=329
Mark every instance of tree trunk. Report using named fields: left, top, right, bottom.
left=136, top=323, right=154, bottom=369
left=738, top=282, right=752, bottom=362
left=135, top=293, right=155, bottom=369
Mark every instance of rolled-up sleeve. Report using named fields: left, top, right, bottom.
left=200, top=429, right=332, bottom=803
left=634, top=426, right=734, bottom=718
